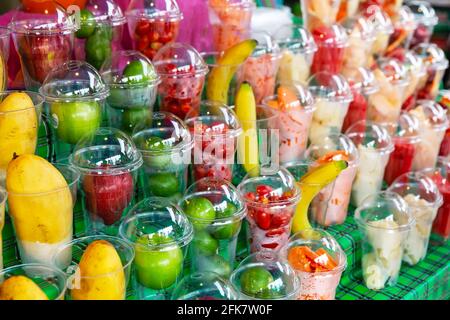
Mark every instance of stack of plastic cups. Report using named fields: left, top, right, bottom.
left=184, top=101, right=242, bottom=183
left=408, top=100, right=449, bottom=170
left=301, top=0, right=341, bottom=32
left=280, top=228, right=347, bottom=300
left=407, top=1, right=438, bottom=49
left=179, top=178, right=246, bottom=279
left=230, top=250, right=300, bottom=300
left=346, top=121, right=394, bottom=207
left=262, top=82, right=315, bottom=164
left=0, top=264, right=67, bottom=300
left=366, top=7, right=394, bottom=59
left=101, top=50, right=160, bottom=135
left=307, top=72, right=353, bottom=146
left=74, top=0, right=126, bottom=70
left=0, top=27, right=10, bottom=91
left=154, top=43, right=208, bottom=119
left=388, top=172, right=443, bottom=265
left=413, top=43, right=449, bottom=100
left=126, top=0, right=182, bottom=60
left=355, top=191, right=414, bottom=290
left=7, top=163, right=79, bottom=266
left=305, top=134, right=359, bottom=226
left=273, top=24, right=317, bottom=85
left=9, top=3, right=77, bottom=91
left=401, top=51, right=427, bottom=111
left=39, top=61, right=109, bottom=162
left=383, top=112, right=421, bottom=185
left=366, top=57, right=409, bottom=125
left=0, top=189, right=5, bottom=271
left=385, top=6, right=416, bottom=61
left=237, top=167, right=301, bottom=252
left=132, top=112, right=193, bottom=201
left=119, top=198, right=193, bottom=300
left=207, top=0, right=255, bottom=52
left=53, top=235, right=134, bottom=300
left=437, top=90, right=450, bottom=157
left=237, top=31, right=281, bottom=104
left=69, top=127, right=143, bottom=235
left=171, top=272, right=239, bottom=300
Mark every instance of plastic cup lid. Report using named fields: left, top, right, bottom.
left=80, top=0, right=126, bottom=26
left=437, top=90, right=450, bottom=111
left=366, top=7, right=394, bottom=35
left=126, top=0, right=183, bottom=21
left=311, top=24, right=349, bottom=48
left=410, top=100, right=449, bottom=131
left=403, top=50, right=427, bottom=77
left=343, top=15, right=376, bottom=42
left=380, top=111, right=421, bottom=143
left=413, top=43, right=449, bottom=71
left=262, top=81, right=315, bottom=113
left=345, top=67, right=379, bottom=95
left=250, top=30, right=281, bottom=59
left=305, top=133, right=359, bottom=166
left=345, top=121, right=394, bottom=154
left=391, top=6, right=417, bottom=30
left=307, top=72, right=353, bottom=103
left=374, top=57, right=410, bottom=87
left=273, top=24, right=318, bottom=55
left=406, top=0, right=438, bottom=26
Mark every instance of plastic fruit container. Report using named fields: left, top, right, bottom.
left=132, top=111, right=193, bottom=201
left=0, top=27, right=10, bottom=91
left=280, top=228, right=347, bottom=300
left=119, top=198, right=193, bottom=300
left=74, top=0, right=126, bottom=70
left=154, top=42, right=208, bottom=119
left=355, top=191, right=414, bottom=290
left=101, top=50, right=160, bottom=134
left=301, top=0, right=341, bottom=32
left=53, top=235, right=134, bottom=300
left=185, top=101, right=242, bottom=183
left=400, top=51, right=427, bottom=111
left=365, top=6, right=394, bottom=57
left=9, top=2, right=77, bottom=91
left=388, top=172, right=443, bottom=265
left=237, top=167, right=301, bottom=252
left=385, top=6, right=416, bottom=61
left=437, top=90, right=450, bottom=157
left=69, top=127, right=143, bottom=235
left=230, top=250, right=300, bottom=300
left=407, top=1, right=438, bottom=49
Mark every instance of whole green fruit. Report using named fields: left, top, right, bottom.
left=141, top=136, right=172, bottom=168
left=239, top=267, right=274, bottom=297
left=85, top=27, right=112, bottom=70
left=193, top=230, right=218, bottom=256
left=122, top=107, right=151, bottom=133
left=183, top=197, right=216, bottom=230
left=211, top=202, right=240, bottom=240
left=148, top=172, right=179, bottom=197
left=122, top=60, right=157, bottom=85
left=76, top=9, right=96, bottom=38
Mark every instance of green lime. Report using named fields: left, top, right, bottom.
left=76, top=9, right=96, bottom=38
left=85, top=28, right=111, bottom=70
left=148, top=172, right=179, bottom=197
left=183, top=197, right=216, bottom=230
left=193, top=230, right=219, bottom=256
left=240, top=267, right=274, bottom=297
left=211, top=202, right=240, bottom=240
left=122, top=107, right=151, bottom=133
left=141, top=136, right=172, bottom=168
left=122, top=60, right=156, bottom=85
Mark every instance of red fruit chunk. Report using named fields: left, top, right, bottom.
left=311, top=26, right=346, bottom=74
left=384, top=140, right=415, bottom=185
left=256, top=185, right=273, bottom=197
left=342, top=89, right=367, bottom=133
left=255, top=210, right=271, bottom=230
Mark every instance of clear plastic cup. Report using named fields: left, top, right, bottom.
left=366, top=7, right=394, bottom=57
left=185, top=101, right=242, bottom=183
left=307, top=72, right=353, bottom=146
left=7, top=164, right=79, bottom=266
left=262, top=82, right=315, bottom=164
left=337, top=0, right=362, bottom=22
left=0, top=91, right=44, bottom=186
left=280, top=228, right=346, bottom=300
left=69, top=127, right=143, bottom=235
left=119, top=198, right=193, bottom=300
left=52, top=235, right=134, bottom=300
left=132, top=111, right=193, bottom=201
left=310, top=24, right=349, bottom=75
left=401, top=50, right=427, bottom=111
left=0, top=189, right=6, bottom=270
left=0, top=264, right=67, bottom=300
left=171, top=271, right=239, bottom=300
left=126, top=0, right=182, bottom=60
left=101, top=50, right=160, bottom=135
left=342, top=67, right=379, bottom=133
left=273, top=24, right=317, bottom=85
left=305, top=134, right=359, bottom=226
left=230, top=250, right=300, bottom=300
left=0, top=27, right=10, bottom=91
left=39, top=61, right=109, bottom=161
left=383, top=112, right=421, bottom=185
left=407, top=1, right=438, bottom=49
left=367, top=57, right=409, bottom=125
left=355, top=191, right=414, bottom=290
left=346, top=121, right=394, bottom=207
left=9, top=3, right=77, bottom=91
left=208, top=0, right=255, bottom=52
left=409, top=100, right=449, bottom=170
left=237, top=167, right=301, bottom=252
left=437, top=90, right=450, bottom=157
left=301, top=0, right=341, bottom=32
left=74, top=0, right=126, bottom=70
left=154, top=42, right=208, bottom=119
left=388, top=172, right=443, bottom=265
left=385, top=6, right=416, bottom=61
left=413, top=43, right=449, bottom=101
left=236, top=31, right=281, bottom=104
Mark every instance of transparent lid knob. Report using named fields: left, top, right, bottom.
left=250, top=30, right=281, bottom=58
left=411, top=100, right=449, bottom=131
left=82, top=0, right=126, bottom=26
left=366, top=7, right=394, bottom=35
left=307, top=72, right=353, bottom=103
left=412, top=43, right=449, bottom=71
left=345, top=121, right=395, bottom=155
left=345, top=67, right=379, bottom=95
left=343, top=15, right=376, bottom=42
left=273, top=24, right=318, bottom=54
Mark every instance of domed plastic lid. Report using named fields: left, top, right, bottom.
left=413, top=43, right=449, bottom=71
left=420, top=156, right=450, bottom=190
left=411, top=100, right=449, bottom=131
left=437, top=90, right=450, bottom=110
left=230, top=250, right=300, bottom=300
left=407, top=0, right=438, bottom=26
left=83, top=0, right=126, bottom=26
left=346, top=67, right=379, bottom=95
left=132, top=111, right=193, bottom=155
left=70, top=127, right=143, bottom=174
left=343, top=15, right=376, bottom=42
left=403, top=50, right=427, bottom=77
left=354, top=191, right=415, bottom=231
left=262, top=82, right=315, bottom=112
left=250, top=30, right=281, bottom=59
left=273, top=24, right=318, bottom=55
left=280, top=228, right=347, bottom=274
left=208, top=0, right=255, bottom=9
left=307, top=72, right=353, bottom=103
left=306, top=133, right=359, bottom=167
left=101, top=50, right=160, bottom=88
left=153, top=42, right=208, bottom=78
left=391, top=6, right=417, bottom=31
left=40, top=60, right=109, bottom=102
left=366, top=7, right=394, bottom=35
left=119, top=197, right=194, bottom=249
left=126, top=0, right=183, bottom=21
left=172, top=272, right=239, bottom=300
left=389, top=171, right=443, bottom=209
left=311, top=24, right=349, bottom=48
left=345, top=121, right=394, bottom=155
left=9, top=2, right=78, bottom=34
left=382, top=111, right=421, bottom=143
left=374, top=57, right=410, bottom=86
